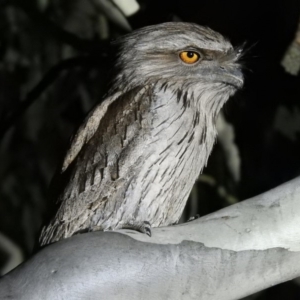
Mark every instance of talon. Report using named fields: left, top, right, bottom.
left=121, top=221, right=152, bottom=236
left=188, top=214, right=200, bottom=222
left=143, top=221, right=152, bottom=237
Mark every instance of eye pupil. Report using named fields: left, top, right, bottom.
left=187, top=52, right=194, bottom=58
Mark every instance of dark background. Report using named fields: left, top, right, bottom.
left=1, top=0, right=300, bottom=299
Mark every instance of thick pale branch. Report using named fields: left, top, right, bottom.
left=1, top=177, right=300, bottom=300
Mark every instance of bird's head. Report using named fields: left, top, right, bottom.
left=111, top=22, right=243, bottom=107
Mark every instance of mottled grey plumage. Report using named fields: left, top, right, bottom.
left=40, top=22, right=243, bottom=246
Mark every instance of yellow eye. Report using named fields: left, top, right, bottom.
left=179, top=51, right=200, bottom=64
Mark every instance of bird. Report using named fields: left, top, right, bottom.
left=39, top=22, right=243, bottom=246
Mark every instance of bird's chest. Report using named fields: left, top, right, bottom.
left=149, top=87, right=215, bottom=175
left=126, top=88, right=217, bottom=225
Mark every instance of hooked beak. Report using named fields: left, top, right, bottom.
left=197, top=64, right=244, bottom=89
left=217, top=65, right=244, bottom=89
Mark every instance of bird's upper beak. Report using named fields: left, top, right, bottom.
left=198, top=63, right=244, bottom=89
left=216, top=65, right=244, bottom=89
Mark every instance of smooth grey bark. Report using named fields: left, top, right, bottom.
left=1, top=176, right=300, bottom=300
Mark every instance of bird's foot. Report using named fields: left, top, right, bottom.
left=121, top=221, right=152, bottom=237
left=187, top=214, right=200, bottom=222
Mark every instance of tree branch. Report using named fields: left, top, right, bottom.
left=1, top=176, right=300, bottom=299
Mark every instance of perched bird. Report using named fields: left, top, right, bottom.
left=39, top=22, right=243, bottom=246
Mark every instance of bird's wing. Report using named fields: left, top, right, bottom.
left=61, top=91, right=122, bottom=172
left=40, top=85, right=152, bottom=245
